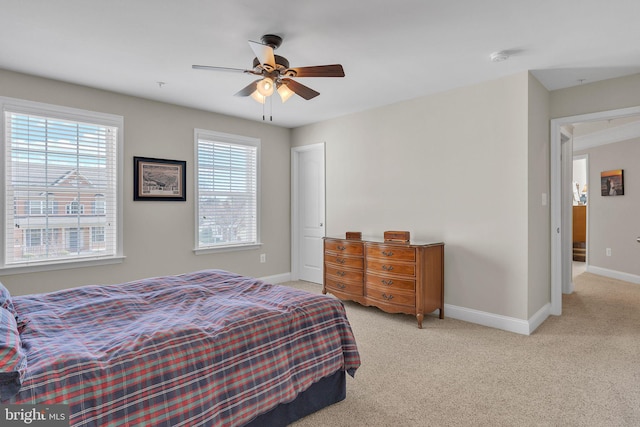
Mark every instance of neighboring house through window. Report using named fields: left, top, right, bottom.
left=194, top=129, right=260, bottom=252
left=1, top=97, right=123, bottom=272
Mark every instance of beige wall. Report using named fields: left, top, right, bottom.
left=527, top=74, right=551, bottom=317
left=551, top=73, right=640, bottom=120
left=292, top=72, right=534, bottom=320
left=575, top=139, right=640, bottom=275
left=0, top=69, right=292, bottom=295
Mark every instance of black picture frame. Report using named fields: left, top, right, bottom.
left=600, top=169, right=624, bottom=196
left=133, top=156, right=186, bottom=201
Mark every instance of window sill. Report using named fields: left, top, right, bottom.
left=0, top=256, right=126, bottom=276
left=194, top=243, right=263, bottom=255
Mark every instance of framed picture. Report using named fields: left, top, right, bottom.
left=600, top=169, right=624, bottom=196
left=133, top=156, right=186, bottom=201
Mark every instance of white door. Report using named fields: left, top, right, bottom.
left=292, top=144, right=325, bottom=283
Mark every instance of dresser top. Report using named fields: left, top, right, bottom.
left=324, top=236, right=444, bottom=248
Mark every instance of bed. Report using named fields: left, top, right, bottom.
left=0, top=269, right=360, bottom=426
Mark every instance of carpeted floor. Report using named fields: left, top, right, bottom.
left=285, top=272, right=640, bottom=426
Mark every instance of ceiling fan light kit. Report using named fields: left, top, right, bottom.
left=256, top=77, right=275, bottom=97
left=250, top=91, right=267, bottom=104
left=193, top=34, right=345, bottom=119
left=277, top=82, right=295, bottom=103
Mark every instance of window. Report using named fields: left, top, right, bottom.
left=92, top=226, right=105, bottom=244
left=1, top=97, right=123, bottom=272
left=28, top=198, right=56, bottom=215
left=93, top=194, right=106, bottom=215
left=65, top=199, right=85, bottom=215
left=25, top=229, right=43, bottom=248
left=195, top=129, right=260, bottom=252
left=28, top=200, right=44, bottom=215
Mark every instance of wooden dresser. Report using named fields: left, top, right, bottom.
left=323, top=236, right=444, bottom=328
left=572, top=205, right=586, bottom=261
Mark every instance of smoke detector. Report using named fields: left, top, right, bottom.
left=490, top=51, right=510, bottom=62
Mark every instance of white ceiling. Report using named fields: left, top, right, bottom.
left=2, top=0, right=640, bottom=128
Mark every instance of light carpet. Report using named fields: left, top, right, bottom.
left=284, top=272, right=640, bottom=426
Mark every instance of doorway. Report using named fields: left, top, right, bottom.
left=572, top=155, right=588, bottom=275
left=550, top=106, right=640, bottom=315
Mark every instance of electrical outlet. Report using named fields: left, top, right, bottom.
left=606, top=248, right=612, bottom=257
left=260, top=253, right=266, bottom=263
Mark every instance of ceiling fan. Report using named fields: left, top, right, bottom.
left=192, top=34, right=345, bottom=104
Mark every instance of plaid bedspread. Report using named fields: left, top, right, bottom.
left=6, top=270, right=360, bottom=426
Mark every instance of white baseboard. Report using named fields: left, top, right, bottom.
left=259, top=272, right=292, bottom=284
left=586, top=266, right=640, bottom=285
left=443, top=303, right=550, bottom=336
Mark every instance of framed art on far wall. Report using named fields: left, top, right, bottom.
left=134, top=156, right=186, bottom=201
left=600, top=169, right=624, bottom=196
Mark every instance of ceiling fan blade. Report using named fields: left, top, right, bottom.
left=249, top=40, right=276, bottom=70
left=192, top=64, right=251, bottom=73
left=234, top=80, right=261, bottom=97
left=281, top=78, right=320, bottom=100
left=286, top=64, right=345, bottom=78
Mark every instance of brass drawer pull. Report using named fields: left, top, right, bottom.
left=381, top=279, right=393, bottom=286
left=337, top=245, right=346, bottom=250
left=382, top=251, right=394, bottom=257
left=336, top=257, right=346, bottom=264
left=336, top=283, right=346, bottom=289
left=337, top=271, right=346, bottom=277
left=382, top=264, right=394, bottom=271
left=382, top=293, right=394, bottom=301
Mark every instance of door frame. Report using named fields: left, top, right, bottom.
left=290, top=143, right=326, bottom=281
left=550, top=105, right=640, bottom=315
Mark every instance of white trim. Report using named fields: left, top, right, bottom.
left=0, top=256, right=125, bottom=276
left=193, top=243, right=262, bottom=255
left=0, top=96, right=123, bottom=127
left=193, top=129, right=261, bottom=252
left=550, top=105, right=640, bottom=317
left=444, top=303, right=550, bottom=336
left=528, top=303, right=552, bottom=334
left=259, top=272, right=292, bottom=284
left=561, top=128, right=575, bottom=296
left=586, top=266, right=640, bottom=285
left=0, top=96, right=124, bottom=272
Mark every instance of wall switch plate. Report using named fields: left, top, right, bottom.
left=541, top=193, right=548, bottom=206
left=606, top=248, right=612, bottom=257
left=260, top=253, right=266, bottom=263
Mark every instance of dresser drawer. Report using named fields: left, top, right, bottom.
left=325, top=240, right=364, bottom=255
left=325, top=254, right=364, bottom=269
left=366, top=273, right=415, bottom=292
left=326, top=265, right=364, bottom=282
left=366, top=286, right=415, bottom=308
left=366, top=244, right=415, bottom=261
left=325, top=277, right=364, bottom=295
left=366, top=259, right=416, bottom=277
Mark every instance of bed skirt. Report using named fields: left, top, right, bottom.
left=243, top=370, right=346, bottom=427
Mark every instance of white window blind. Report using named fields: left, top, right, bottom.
left=2, top=98, right=122, bottom=270
left=195, top=130, right=260, bottom=250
